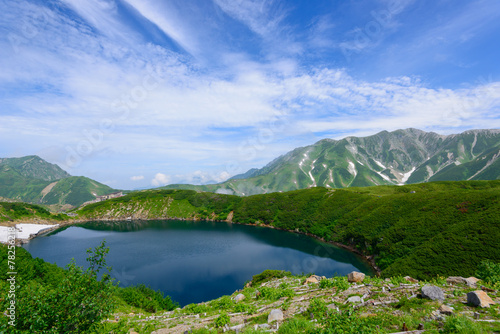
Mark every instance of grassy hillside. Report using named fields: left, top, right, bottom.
left=0, top=202, right=66, bottom=223
left=76, top=180, right=500, bottom=280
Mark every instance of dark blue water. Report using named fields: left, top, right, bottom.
left=23, top=220, right=372, bottom=306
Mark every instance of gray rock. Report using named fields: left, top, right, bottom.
left=439, top=305, right=453, bottom=315
left=233, top=293, right=245, bottom=302
left=446, top=276, right=467, bottom=285
left=346, top=296, right=363, bottom=303
left=268, top=309, right=284, bottom=323
left=421, top=285, right=445, bottom=301
left=465, top=277, right=480, bottom=288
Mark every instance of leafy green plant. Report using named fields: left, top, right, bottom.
left=278, top=318, right=316, bottom=334
left=118, top=284, right=178, bottom=312
left=476, top=260, right=500, bottom=285
left=320, top=308, right=378, bottom=334
left=441, top=315, right=485, bottom=334
left=214, top=312, right=230, bottom=328
left=210, top=295, right=233, bottom=310
left=319, top=276, right=350, bottom=292
left=251, top=270, right=291, bottom=286
left=5, top=240, right=115, bottom=333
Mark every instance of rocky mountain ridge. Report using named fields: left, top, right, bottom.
left=166, top=128, right=499, bottom=196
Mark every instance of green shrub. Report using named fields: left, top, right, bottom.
left=209, top=295, right=233, bottom=310
left=251, top=270, right=291, bottom=286
left=319, top=276, right=350, bottom=292
left=0, top=241, right=115, bottom=333
left=214, top=312, right=230, bottom=328
left=441, top=315, right=485, bottom=334
left=320, top=309, right=378, bottom=334
left=118, top=284, right=178, bottom=313
left=278, top=318, right=316, bottom=334
left=476, top=260, right=500, bottom=285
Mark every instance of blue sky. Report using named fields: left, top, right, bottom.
left=1, top=0, right=499, bottom=190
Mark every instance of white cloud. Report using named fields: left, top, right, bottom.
left=151, top=173, right=170, bottom=186
left=130, top=175, right=144, bottom=181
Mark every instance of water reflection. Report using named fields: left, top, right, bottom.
left=26, top=220, right=372, bottom=306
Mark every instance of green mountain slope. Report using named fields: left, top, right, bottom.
left=0, top=155, right=70, bottom=181
left=76, top=180, right=500, bottom=279
left=0, top=156, right=117, bottom=208
left=166, top=129, right=500, bottom=195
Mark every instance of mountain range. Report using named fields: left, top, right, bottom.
left=165, top=128, right=500, bottom=195
left=1, top=128, right=499, bottom=207
left=0, top=156, right=116, bottom=209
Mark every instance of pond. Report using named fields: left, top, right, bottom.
left=23, top=220, right=372, bottom=306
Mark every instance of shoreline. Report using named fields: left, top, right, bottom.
left=9, top=215, right=381, bottom=275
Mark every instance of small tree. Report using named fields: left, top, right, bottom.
left=15, top=240, right=115, bottom=333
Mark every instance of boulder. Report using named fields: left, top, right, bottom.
left=304, top=275, right=321, bottom=284
left=439, top=305, right=453, bottom=315
left=233, top=293, right=245, bottom=302
left=421, top=285, right=445, bottom=301
left=465, top=277, right=480, bottom=288
left=467, top=290, right=495, bottom=308
left=268, top=309, right=284, bottom=323
left=446, top=276, right=467, bottom=285
left=347, top=271, right=365, bottom=283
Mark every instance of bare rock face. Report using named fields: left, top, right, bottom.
left=268, top=309, right=284, bottom=323
left=421, top=285, right=445, bottom=301
left=347, top=271, right=365, bottom=283
left=467, top=290, right=495, bottom=308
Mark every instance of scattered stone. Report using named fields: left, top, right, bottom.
left=421, top=285, right=445, bottom=301
left=347, top=271, right=366, bottom=283
left=327, top=303, right=339, bottom=311
left=467, top=290, right=495, bottom=308
left=233, top=293, right=245, bottom=302
left=245, top=282, right=252, bottom=288
left=446, top=276, right=467, bottom=285
left=254, top=324, right=270, bottom=330
left=347, top=296, right=363, bottom=304
left=465, top=277, right=480, bottom=288
left=418, top=323, right=424, bottom=330
left=404, top=276, right=418, bottom=283
left=430, top=310, right=444, bottom=321
left=439, top=305, right=454, bottom=315
left=229, top=324, right=245, bottom=331
left=474, top=312, right=480, bottom=319
left=304, top=275, right=321, bottom=284
left=268, top=309, right=284, bottom=323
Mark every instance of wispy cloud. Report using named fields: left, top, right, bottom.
left=1, top=0, right=499, bottom=189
